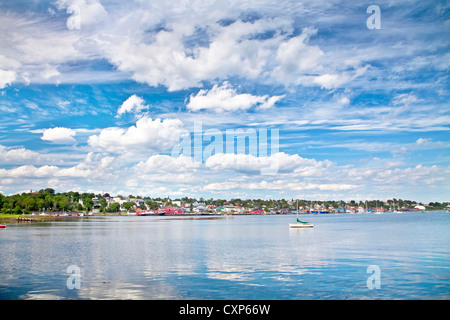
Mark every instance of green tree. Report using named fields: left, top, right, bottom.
left=59, top=197, right=71, bottom=211
left=13, top=205, right=22, bottom=214
left=36, top=198, right=45, bottom=211
left=83, top=198, right=94, bottom=211
left=22, top=197, right=37, bottom=212
left=145, top=200, right=159, bottom=210
left=122, top=202, right=134, bottom=211
left=99, top=198, right=107, bottom=211
left=107, top=202, right=120, bottom=212
left=44, top=188, right=55, bottom=195
left=43, top=195, right=52, bottom=210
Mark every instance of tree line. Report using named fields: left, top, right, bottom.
left=0, top=188, right=448, bottom=214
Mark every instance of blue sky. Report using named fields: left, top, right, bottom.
left=0, top=0, right=449, bottom=202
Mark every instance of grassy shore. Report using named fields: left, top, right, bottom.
left=0, top=214, right=85, bottom=224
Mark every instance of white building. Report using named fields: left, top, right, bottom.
left=172, top=200, right=182, bottom=207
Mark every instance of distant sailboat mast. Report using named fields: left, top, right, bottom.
left=289, top=198, right=314, bottom=228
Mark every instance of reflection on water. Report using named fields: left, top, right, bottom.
left=0, top=213, right=449, bottom=299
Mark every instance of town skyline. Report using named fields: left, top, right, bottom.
left=3, top=186, right=449, bottom=217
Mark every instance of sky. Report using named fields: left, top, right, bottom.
left=0, top=0, right=449, bottom=202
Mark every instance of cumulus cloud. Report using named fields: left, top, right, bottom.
left=41, top=127, right=77, bottom=144
left=104, top=17, right=290, bottom=91
left=102, top=13, right=367, bottom=92
left=54, top=0, right=107, bottom=28
left=0, top=69, right=16, bottom=88
left=203, top=180, right=358, bottom=192
left=0, top=157, right=109, bottom=180
left=0, top=145, right=40, bottom=164
left=40, top=65, right=60, bottom=80
left=416, top=138, right=431, bottom=145
left=205, top=152, right=329, bottom=175
left=0, top=3, right=373, bottom=91
left=117, top=95, right=148, bottom=117
left=312, top=65, right=369, bottom=90
left=0, top=144, right=65, bottom=166
left=0, top=165, right=59, bottom=178
left=88, top=116, right=185, bottom=154
left=186, top=82, right=284, bottom=112
left=55, top=163, right=93, bottom=178
left=134, top=154, right=200, bottom=173
left=272, top=27, right=324, bottom=82
left=0, top=12, right=86, bottom=86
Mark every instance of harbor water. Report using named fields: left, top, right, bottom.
left=0, top=212, right=449, bottom=299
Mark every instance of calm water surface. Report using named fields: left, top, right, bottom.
left=0, top=212, right=449, bottom=299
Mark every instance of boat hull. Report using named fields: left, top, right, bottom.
left=289, top=223, right=314, bottom=228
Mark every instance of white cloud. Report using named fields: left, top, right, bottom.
left=0, top=69, right=16, bottom=89
left=103, top=17, right=291, bottom=91
left=205, top=152, right=330, bottom=174
left=0, top=165, right=59, bottom=178
left=134, top=154, right=200, bottom=173
left=312, top=65, right=369, bottom=90
left=0, top=145, right=40, bottom=164
left=88, top=116, right=185, bottom=154
left=258, top=95, right=285, bottom=110
left=203, top=181, right=239, bottom=191
left=413, top=138, right=446, bottom=150
left=338, top=96, right=350, bottom=105
left=201, top=158, right=450, bottom=199
left=416, top=138, right=431, bottom=145
left=117, top=95, right=148, bottom=117
left=0, top=4, right=373, bottom=91
left=40, top=65, right=60, bottom=80
left=203, top=179, right=358, bottom=192
left=249, top=180, right=358, bottom=192
left=0, top=12, right=86, bottom=86
left=54, top=0, right=107, bottom=28
left=0, top=159, right=107, bottom=180
left=41, top=127, right=77, bottom=144
left=272, top=27, right=324, bottom=83
left=313, top=73, right=349, bottom=89
left=186, top=82, right=284, bottom=112
left=393, top=93, right=418, bottom=106
left=55, top=163, right=93, bottom=178
left=205, top=153, right=264, bottom=173
left=0, top=144, right=69, bottom=166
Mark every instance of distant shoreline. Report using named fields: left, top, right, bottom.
left=1, top=210, right=448, bottom=224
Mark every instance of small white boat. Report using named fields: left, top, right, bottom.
left=393, top=203, right=402, bottom=213
left=289, top=200, right=314, bottom=228
left=289, top=221, right=314, bottom=228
